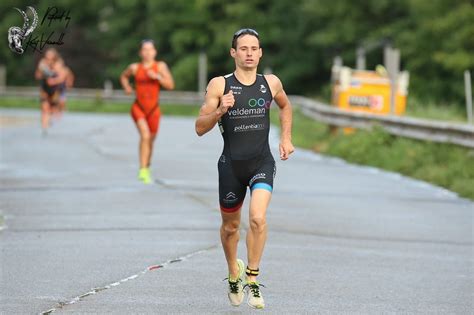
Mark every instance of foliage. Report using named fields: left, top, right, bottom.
left=0, top=0, right=472, bottom=105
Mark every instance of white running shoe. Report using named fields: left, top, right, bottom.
left=245, top=281, right=265, bottom=309
left=226, top=259, right=245, bottom=306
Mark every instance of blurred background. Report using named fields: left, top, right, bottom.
left=1, top=0, right=472, bottom=105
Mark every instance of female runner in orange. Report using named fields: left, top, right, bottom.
left=120, top=40, right=175, bottom=184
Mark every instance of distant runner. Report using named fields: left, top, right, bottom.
left=120, top=40, right=175, bottom=184
left=35, top=48, right=68, bottom=135
left=195, top=28, right=294, bottom=309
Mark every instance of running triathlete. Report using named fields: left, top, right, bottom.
left=35, top=48, right=68, bottom=135
left=195, top=28, right=294, bottom=309
left=120, top=40, right=175, bottom=184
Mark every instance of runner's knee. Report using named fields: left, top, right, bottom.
left=141, top=130, right=152, bottom=141
left=249, top=216, right=266, bottom=233
left=222, top=220, right=240, bottom=236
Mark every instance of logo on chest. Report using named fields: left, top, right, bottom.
left=230, top=85, right=242, bottom=95
left=227, top=97, right=270, bottom=119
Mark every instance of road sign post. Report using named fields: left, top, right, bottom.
left=465, top=70, right=473, bottom=125
left=384, top=46, right=400, bottom=115
left=198, top=51, right=207, bottom=93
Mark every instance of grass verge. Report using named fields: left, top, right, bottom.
left=405, top=97, right=468, bottom=123
left=0, top=97, right=200, bottom=116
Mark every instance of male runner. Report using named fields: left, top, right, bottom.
left=120, top=40, right=175, bottom=184
left=35, top=48, right=68, bottom=134
left=195, top=28, right=294, bottom=309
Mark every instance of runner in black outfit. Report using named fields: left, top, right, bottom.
left=217, top=72, right=276, bottom=212
left=195, top=28, right=294, bottom=309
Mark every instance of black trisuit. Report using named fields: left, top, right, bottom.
left=218, top=73, right=276, bottom=212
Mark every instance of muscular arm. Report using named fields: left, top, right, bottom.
left=120, top=63, right=136, bottom=94
left=35, top=61, right=44, bottom=80
left=195, top=77, right=226, bottom=136
left=156, top=62, right=175, bottom=90
left=65, top=67, right=74, bottom=88
left=266, top=74, right=294, bottom=160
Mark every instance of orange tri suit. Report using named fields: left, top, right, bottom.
left=131, top=62, right=162, bottom=134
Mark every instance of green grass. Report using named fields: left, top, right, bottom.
left=405, top=97, right=468, bottom=123
left=0, top=97, right=200, bottom=116
left=2, top=97, right=473, bottom=199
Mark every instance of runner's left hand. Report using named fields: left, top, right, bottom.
left=147, top=69, right=162, bottom=81
left=279, top=139, right=294, bottom=160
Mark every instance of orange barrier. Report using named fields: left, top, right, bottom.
left=331, top=66, right=409, bottom=115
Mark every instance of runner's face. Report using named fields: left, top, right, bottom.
left=231, top=35, right=262, bottom=70
left=44, top=51, right=56, bottom=66
left=140, top=42, right=157, bottom=62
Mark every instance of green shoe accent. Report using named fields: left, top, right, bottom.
left=138, top=168, right=152, bottom=184
left=229, top=259, right=245, bottom=282
left=226, top=259, right=245, bottom=307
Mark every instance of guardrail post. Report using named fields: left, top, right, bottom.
left=384, top=46, right=400, bottom=115
left=465, top=70, right=473, bottom=125
left=356, top=47, right=366, bottom=70
left=104, top=80, right=113, bottom=98
left=0, top=65, right=6, bottom=93
left=331, top=56, right=342, bottom=83
left=198, top=51, right=207, bottom=93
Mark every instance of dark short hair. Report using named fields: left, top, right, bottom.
left=140, top=39, right=156, bottom=49
left=231, top=28, right=259, bottom=49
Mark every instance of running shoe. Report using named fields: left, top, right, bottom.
left=138, top=167, right=152, bottom=184
left=245, top=281, right=265, bottom=309
left=225, top=258, right=245, bottom=306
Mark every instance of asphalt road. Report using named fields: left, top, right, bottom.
left=0, top=109, right=472, bottom=314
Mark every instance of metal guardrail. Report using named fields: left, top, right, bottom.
left=0, top=86, right=203, bottom=105
left=1, top=86, right=473, bottom=148
left=291, top=96, right=474, bottom=148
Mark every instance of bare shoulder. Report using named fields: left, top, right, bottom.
left=207, top=76, right=225, bottom=97
left=129, top=63, right=139, bottom=73
left=264, top=74, right=282, bottom=88
left=264, top=74, right=283, bottom=96
left=157, top=60, right=169, bottom=69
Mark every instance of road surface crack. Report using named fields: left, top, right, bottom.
left=40, top=244, right=218, bottom=314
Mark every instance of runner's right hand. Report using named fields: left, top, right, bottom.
left=218, top=90, right=234, bottom=115
left=124, top=86, right=134, bottom=95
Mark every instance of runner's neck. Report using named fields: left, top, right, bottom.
left=234, top=68, right=257, bottom=86
left=142, top=60, right=156, bottom=68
